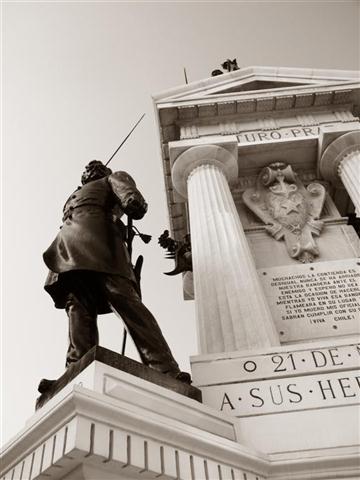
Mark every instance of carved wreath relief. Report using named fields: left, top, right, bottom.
left=243, top=162, right=326, bottom=263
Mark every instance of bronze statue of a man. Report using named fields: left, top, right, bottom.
left=43, top=160, right=189, bottom=382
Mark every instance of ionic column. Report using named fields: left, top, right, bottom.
left=319, top=130, right=360, bottom=217
left=171, top=143, right=279, bottom=355
left=338, top=150, right=360, bottom=216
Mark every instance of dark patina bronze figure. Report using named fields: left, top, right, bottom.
left=158, top=230, right=192, bottom=276
left=41, top=161, right=190, bottom=391
left=211, top=58, right=239, bottom=76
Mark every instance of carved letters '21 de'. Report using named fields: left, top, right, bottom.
left=243, top=162, right=326, bottom=263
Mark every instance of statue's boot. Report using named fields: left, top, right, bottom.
left=174, top=371, right=192, bottom=384
left=38, top=378, right=56, bottom=393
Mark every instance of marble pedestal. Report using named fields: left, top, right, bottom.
left=2, top=353, right=359, bottom=480
left=0, top=358, right=268, bottom=480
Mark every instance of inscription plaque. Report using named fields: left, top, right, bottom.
left=196, top=342, right=360, bottom=417
left=202, top=369, right=360, bottom=417
left=237, top=126, right=320, bottom=144
left=193, top=342, right=360, bottom=386
left=259, top=258, right=360, bottom=342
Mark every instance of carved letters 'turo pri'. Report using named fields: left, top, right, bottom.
left=243, top=162, right=326, bottom=263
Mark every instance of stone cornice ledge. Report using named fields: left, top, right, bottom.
left=1, top=377, right=359, bottom=479
left=153, top=66, right=359, bottom=104
left=1, top=385, right=269, bottom=479
left=268, top=446, right=360, bottom=480
left=157, top=85, right=358, bottom=112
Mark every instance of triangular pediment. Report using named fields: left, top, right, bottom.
left=208, top=79, right=308, bottom=94
left=154, top=66, right=359, bottom=104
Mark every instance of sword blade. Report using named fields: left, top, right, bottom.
left=105, top=113, right=146, bottom=166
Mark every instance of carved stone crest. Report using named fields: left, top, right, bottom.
left=243, top=162, right=326, bottom=263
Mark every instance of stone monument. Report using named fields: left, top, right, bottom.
left=154, top=65, right=360, bottom=476
left=1, top=66, right=359, bottom=480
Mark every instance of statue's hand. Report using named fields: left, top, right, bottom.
left=124, top=195, right=148, bottom=219
left=158, top=230, right=192, bottom=276
left=158, top=230, right=177, bottom=252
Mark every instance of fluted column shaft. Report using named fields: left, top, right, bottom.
left=171, top=141, right=279, bottom=354
left=187, top=164, right=279, bottom=353
left=338, top=150, right=360, bottom=217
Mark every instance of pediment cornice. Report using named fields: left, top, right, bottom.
left=154, top=66, right=359, bottom=105
left=158, top=86, right=358, bottom=129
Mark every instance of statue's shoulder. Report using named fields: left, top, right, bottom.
left=108, top=171, right=136, bottom=186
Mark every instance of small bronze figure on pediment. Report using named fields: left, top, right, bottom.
left=211, top=58, right=240, bottom=76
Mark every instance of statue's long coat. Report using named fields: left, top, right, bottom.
left=43, top=171, right=144, bottom=312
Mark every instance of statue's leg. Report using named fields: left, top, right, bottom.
left=65, top=292, right=98, bottom=367
left=103, top=275, right=181, bottom=376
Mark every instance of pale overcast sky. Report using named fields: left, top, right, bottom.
left=2, top=1, right=359, bottom=446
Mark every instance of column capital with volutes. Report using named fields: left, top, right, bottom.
left=169, top=136, right=238, bottom=198
left=318, top=127, right=360, bottom=186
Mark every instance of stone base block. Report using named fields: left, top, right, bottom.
left=35, top=345, right=201, bottom=409
left=191, top=335, right=360, bottom=457
left=1, top=359, right=268, bottom=480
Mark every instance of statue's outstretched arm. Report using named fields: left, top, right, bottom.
left=109, top=171, right=148, bottom=220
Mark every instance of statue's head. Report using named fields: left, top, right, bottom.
left=81, top=160, right=112, bottom=185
